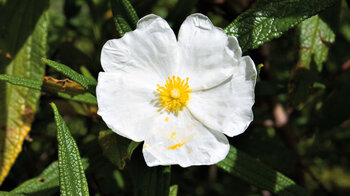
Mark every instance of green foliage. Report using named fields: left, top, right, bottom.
left=111, top=0, right=139, bottom=36
left=98, top=130, right=140, bottom=170
left=0, top=2, right=49, bottom=184
left=299, top=15, right=336, bottom=71
left=1, top=0, right=350, bottom=195
left=0, top=74, right=42, bottom=91
left=130, top=153, right=171, bottom=196
left=11, top=162, right=59, bottom=195
left=225, top=0, right=339, bottom=52
left=217, top=146, right=307, bottom=196
left=42, top=58, right=97, bottom=94
left=169, top=184, right=178, bottom=196
left=50, top=103, right=89, bottom=196
left=0, top=74, right=97, bottom=105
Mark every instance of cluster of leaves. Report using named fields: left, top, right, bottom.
left=0, top=0, right=349, bottom=195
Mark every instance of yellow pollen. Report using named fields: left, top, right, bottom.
left=167, top=141, right=185, bottom=150
left=164, top=116, right=169, bottom=122
left=157, top=76, right=192, bottom=114
left=169, top=132, right=176, bottom=140
left=170, top=88, right=181, bottom=98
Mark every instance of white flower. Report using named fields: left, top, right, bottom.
left=97, top=13, right=256, bottom=167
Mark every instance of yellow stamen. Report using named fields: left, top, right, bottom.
left=169, top=132, right=176, bottom=140
left=167, top=141, right=185, bottom=150
left=157, top=76, right=192, bottom=114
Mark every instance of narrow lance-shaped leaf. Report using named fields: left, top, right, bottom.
left=0, top=191, right=24, bottom=196
left=225, top=0, right=339, bottom=52
left=0, top=74, right=97, bottom=105
left=11, top=162, right=59, bottom=195
left=0, top=6, right=49, bottom=185
left=111, top=0, right=139, bottom=37
left=98, top=130, right=140, bottom=170
left=10, top=158, right=89, bottom=195
left=42, top=58, right=97, bottom=94
left=0, top=74, right=42, bottom=91
left=50, top=103, right=89, bottom=196
left=217, top=145, right=307, bottom=196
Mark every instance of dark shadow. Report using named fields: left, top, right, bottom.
left=221, top=147, right=308, bottom=196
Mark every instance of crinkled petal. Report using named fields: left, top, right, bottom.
left=101, top=14, right=178, bottom=80
left=142, top=109, right=229, bottom=167
left=176, top=13, right=242, bottom=90
left=187, top=56, right=257, bottom=137
left=96, top=72, right=162, bottom=142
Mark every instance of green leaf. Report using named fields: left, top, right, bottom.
left=0, top=6, right=49, bottom=185
left=0, top=192, right=24, bottom=196
left=80, top=66, right=97, bottom=82
left=50, top=103, right=89, bottom=196
left=217, top=145, right=307, bottom=196
left=169, top=185, right=178, bottom=196
left=0, top=74, right=97, bottom=104
left=225, top=0, right=339, bottom=52
left=130, top=155, right=171, bottom=196
left=56, top=92, right=97, bottom=105
left=111, top=0, right=139, bottom=37
left=298, top=15, right=336, bottom=71
left=0, top=0, right=49, bottom=60
left=11, top=162, right=59, bottom=195
left=42, top=58, right=97, bottom=94
left=0, top=74, right=42, bottom=91
left=98, top=130, right=140, bottom=170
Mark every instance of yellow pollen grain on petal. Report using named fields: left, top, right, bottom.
left=164, top=116, right=169, bottom=122
left=167, top=141, right=185, bottom=150
left=156, top=76, right=192, bottom=114
left=169, top=132, right=176, bottom=140
left=143, top=144, right=151, bottom=149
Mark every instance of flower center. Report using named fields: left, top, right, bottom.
left=157, top=76, right=192, bottom=114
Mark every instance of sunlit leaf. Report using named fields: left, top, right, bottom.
left=225, top=0, right=339, bottom=52
left=0, top=74, right=97, bottom=105
left=50, top=103, right=89, bottom=196
left=169, top=184, right=178, bottom=196
left=0, top=6, right=49, bottom=185
left=299, top=15, right=336, bottom=71
left=42, top=58, right=97, bottom=94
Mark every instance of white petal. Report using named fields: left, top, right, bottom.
left=100, top=14, right=178, bottom=80
left=187, top=56, right=257, bottom=137
left=142, top=109, right=229, bottom=167
left=176, top=13, right=242, bottom=90
left=96, top=72, right=162, bottom=142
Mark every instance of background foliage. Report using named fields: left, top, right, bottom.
left=1, top=0, right=350, bottom=195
